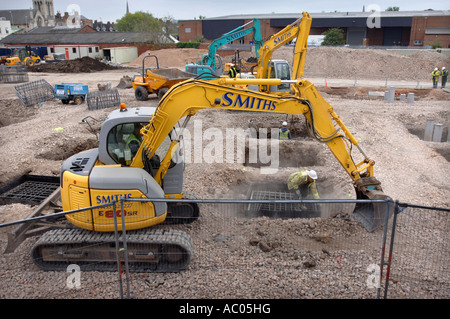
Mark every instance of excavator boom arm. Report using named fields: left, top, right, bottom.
left=131, top=77, right=371, bottom=185
left=257, top=12, right=312, bottom=79
left=204, top=19, right=263, bottom=68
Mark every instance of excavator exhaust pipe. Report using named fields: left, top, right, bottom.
left=353, top=177, right=393, bottom=232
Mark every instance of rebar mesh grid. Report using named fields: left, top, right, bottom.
left=14, top=79, right=54, bottom=106
left=86, top=89, right=121, bottom=110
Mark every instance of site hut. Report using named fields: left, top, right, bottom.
left=101, top=46, right=138, bottom=64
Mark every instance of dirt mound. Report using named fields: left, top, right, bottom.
left=421, top=88, right=450, bottom=101
left=127, top=48, right=208, bottom=69
left=28, top=57, right=121, bottom=73
left=302, top=47, right=449, bottom=81
left=211, top=46, right=450, bottom=81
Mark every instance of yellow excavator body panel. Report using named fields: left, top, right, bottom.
left=62, top=170, right=166, bottom=232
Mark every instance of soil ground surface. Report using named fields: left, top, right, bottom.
left=0, top=46, right=448, bottom=300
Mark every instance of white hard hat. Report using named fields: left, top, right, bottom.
left=282, top=121, right=288, bottom=126
left=435, top=67, right=438, bottom=71
left=308, top=170, right=318, bottom=180
left=443, top=67, right=446, bottom=70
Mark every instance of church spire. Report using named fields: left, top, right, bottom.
left=126, top=1, right=129, bottom=14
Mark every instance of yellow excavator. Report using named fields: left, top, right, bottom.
left=30, top=12, right=390, bottom=272
left=237, top=11, right=312, bottom=93
left=256, top=12, right=311, bottom=82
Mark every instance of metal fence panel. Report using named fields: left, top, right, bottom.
left=383, top=205, right=449, bottom=298
left=109, top=198, right=392, bottom=299
left=1, top=198, right=448, bottom=299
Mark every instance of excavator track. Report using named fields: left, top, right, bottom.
left=31, top=228, right=193, bottom=272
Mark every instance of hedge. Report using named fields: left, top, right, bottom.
left=176, top=42, right=201, bottom=49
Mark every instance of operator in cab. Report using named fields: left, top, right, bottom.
left=124, top=123, right=143, bottom=165
left=287, top=169, right=320, bottom=199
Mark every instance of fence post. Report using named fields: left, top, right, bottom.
left=112, top=201, right=124, bottom=299
left=120, top=196, right=131, bottom=299
left=377, top=199, right=394, bottom=299
left=383, top=200, right=401, bottom=299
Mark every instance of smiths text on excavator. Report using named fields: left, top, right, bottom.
left=29, top=12, right=391, bottom=273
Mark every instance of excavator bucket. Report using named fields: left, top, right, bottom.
left=116, top=75, right=133, bottom=89
left=353, top=177, right=393, bottom=232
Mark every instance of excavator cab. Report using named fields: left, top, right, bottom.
left=98, top=106, right=185, bottom=195
left=268, top=60, right=291, bottom=92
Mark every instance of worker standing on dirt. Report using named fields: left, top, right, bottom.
left=287, top=170, right=320, bottom=199
left=279, top=121, right=292, bottom=139
left=229, top=64, right=238, bottom=78
left=431, top=67, right=441, bottom=88
left=441, top=67, right=448, bottom=88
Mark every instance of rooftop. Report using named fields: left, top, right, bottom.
left=203, top=10, right=450, bottom=20
left=0, top=31, right=171, bottom=45
left=0, top=9, right=35, bottom=25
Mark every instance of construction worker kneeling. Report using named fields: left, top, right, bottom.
left=287, top=169, right=320, bottom=200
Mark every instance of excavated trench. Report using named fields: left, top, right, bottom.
left=317, top=88, right=450, bottom=162
left=36, top=137, right=98, bottom=161
left=0, top=99, right=38, bottom=128
left=403, top=115, right=450, bottom=162
left=318, top=86, right=436, bottom=100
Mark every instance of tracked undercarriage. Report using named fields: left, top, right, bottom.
left=29, top=202, right=198, bottom=272
left=1, top=175, right=199, bottom=272
left=31, top=228, right=193, bottom=272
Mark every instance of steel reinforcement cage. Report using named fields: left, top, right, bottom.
left=86, top=89, right=121, bottom=110
left=14, top=79, right=55, bottom=107
left=0, top=65, right=29, bottom=84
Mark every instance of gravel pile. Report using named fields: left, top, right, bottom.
left=223, top=46, right=450, bottom=81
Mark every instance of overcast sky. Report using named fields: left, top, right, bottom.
left=1, top=0, right=449, bottom=22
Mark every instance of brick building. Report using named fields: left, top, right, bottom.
left=0, top=27, right=176, bottom=61
left=179, top=10, right=450, bottom=48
